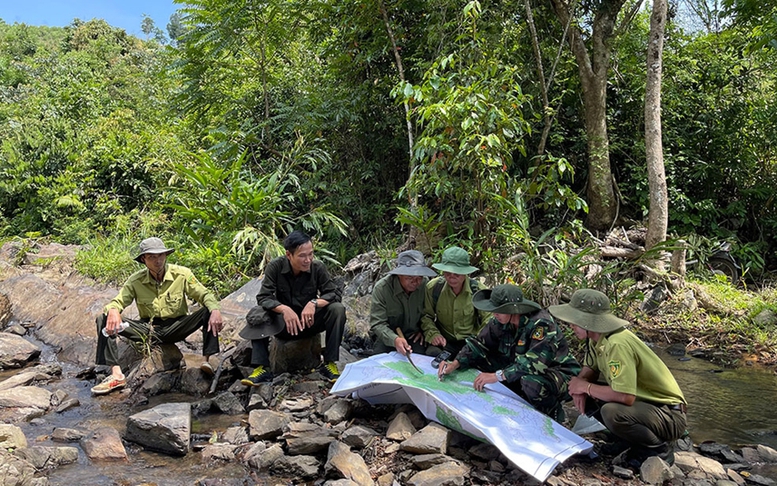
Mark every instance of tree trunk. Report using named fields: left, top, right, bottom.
left=644, top=0, right=668, bottom=251
left=549, top=0, right=627, bottom=231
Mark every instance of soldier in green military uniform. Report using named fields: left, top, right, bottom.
left=437, top=284, right=580, bottom=420
left=549, top=289, right=687, bottom=466
left=92, top=237, right=224, bottom=395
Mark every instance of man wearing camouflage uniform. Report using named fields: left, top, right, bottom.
left=437, top=284, right=580, bottom=420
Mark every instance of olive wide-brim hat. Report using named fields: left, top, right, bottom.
left=548, top=289, right=629, bottom=334
left=431, top=246, right=478, bottom=275
left=472, top=284, right=541, bottom=315
left=238, top=306, right=286, bottom=340
left=387, top=250, right=437, bottom=277
left=134, top=237, right=175, bottom=263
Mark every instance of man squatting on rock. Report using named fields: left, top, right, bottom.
left=239, top=230, right=346, bottom=385
left=437, top=284, right=581, bottom=421
left=549, top=289, right=687, bottom=465
left=92, top=237, right=223, bottom=395
left=369, top=250, right=438, bottom=356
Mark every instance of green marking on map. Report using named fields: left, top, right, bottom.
left=384, top=361, right=495, bottom=404
left=435, top=403, right=481, bottom=440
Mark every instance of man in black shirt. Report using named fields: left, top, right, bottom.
left=239, top=231, right=345, bottom=384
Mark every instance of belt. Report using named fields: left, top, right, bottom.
left=668, top=403, right=687, bottom=414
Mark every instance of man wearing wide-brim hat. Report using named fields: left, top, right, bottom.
left=91, top=237, right=224, bottom=395
left=438, top=284, right=580, bottom=421
left=370, top=250, right=438, bottom=356
left=548, top=289, right=686, bottom=466
left=419, top=246, right=490, bottom=358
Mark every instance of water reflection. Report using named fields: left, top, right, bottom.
left=655, top=347, right=777, bottom=449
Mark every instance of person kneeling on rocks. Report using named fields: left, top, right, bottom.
left=549, top=289, right=687, bottom=466
left=92, top=237, right=224, bottom=395
left=437, top=284, right=580, bottom=421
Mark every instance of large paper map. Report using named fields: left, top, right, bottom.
left=331, top=352, right=592, bottom=482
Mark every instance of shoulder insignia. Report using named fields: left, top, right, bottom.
left=517, top=340, right=525, bottom=346
left=188, top=275, right=198, bottom=285
left=531, top=327, right=545, bottom=341
left=608, top=360, right=622, bottom=379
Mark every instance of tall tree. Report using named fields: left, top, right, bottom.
left=548, top=0, right=643, bottom=231
left=644, top=0, right=668, bottom=251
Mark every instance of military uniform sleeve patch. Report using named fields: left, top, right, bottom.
left=608, top=360, right=622, bottom=379
left=188, top=274, right=199, bottom=285
left=531, top=327, right=545, bottom=341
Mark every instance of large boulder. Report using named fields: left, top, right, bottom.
left=0, top=333, right=40, bottom=369
left=125, top=402, right=191, bottom=456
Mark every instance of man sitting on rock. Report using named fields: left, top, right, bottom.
left=239, top=230, right=345, bottom=385
left=92, top=237, right=224, bottom=395
left=549, top=289, right=687, bottom=466
left=370, top=250, right=438, bottom=356
left=437, top=284, right=580, bottom=421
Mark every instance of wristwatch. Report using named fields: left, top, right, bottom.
left=495, top=370, right=505, bottom=382
left=310, top=298, right=318, bottom=309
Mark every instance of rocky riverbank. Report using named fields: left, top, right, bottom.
left=0, top=241, right=775, bottom=486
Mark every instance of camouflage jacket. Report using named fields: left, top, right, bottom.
left=455, top=309, right=581, bottom=385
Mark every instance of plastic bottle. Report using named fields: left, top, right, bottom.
left=102, top=322, right=130, bottom=338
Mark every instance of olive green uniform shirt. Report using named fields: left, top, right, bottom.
left=592, top=328, right=686, bottom=405
left=104, top=264, right=220, bottom=320
left=369, top=274, right=428, bottom=348
left=420, top=276, right=490, bottom=343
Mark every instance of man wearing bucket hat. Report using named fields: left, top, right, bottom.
left=92, top=237, right=224, bottom=395
left=370, top=250, right=438, bottom=356
left=239, top=231, right=345, bottom=385
left=437, top=284, right=580, bottom=420
left=420, top=246, right=490, bottom=359
left=548, top=289, right=687, bottom=466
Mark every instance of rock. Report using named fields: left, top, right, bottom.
left=125, top=402, right=191, bottom=456
left=13, top=446, right=78, bottom=469
left=756, top=444, right=777, bottom=463
left=280, top=397, right=315, bottom=412
left=270, top=335, right=321, bottom=373
left=200, top=444, right=238, bottom=462
left=0, top=293, right=10, bottom=328
left=51, top=428, right=85, bottom=443
left=248, top=409, right=290, bottom=440
left=0, top=386, right=51, bottom=410
left=190, top=398, right=214, bottom=416
left=376, top=472, right=395, bottom=486
left=324, top=399, right=353, bottom=424
left=138, top=370, right=178, bottom=396
left=4, top=325, right=25, bottom=336
left=640, top=286, right=667, bottom=314
left=468, top=442, right=500, bottom=461
left=746, top=474, right=776, bottom=486
left=675, top=451, right=727, bottom=480
left=0, top=424, right=27, bottom=449
left=212, top=391, right=245, bottom=415
left=406, top=461, right=469, bottom=486
left=341, top=425, right=379, bottom=449
left=178, top=366, right=211, bottom=397
left=80, top=427, right=128, bottom=461
left=386, top=412, right=416, bottom=441
left=411, top=454, right=453, bottom=469
left=126, top=344, right=183, bottom=389
left=246, top=384, right=274, bottom=411
left=271, top=454, right=321, bottom=479
left=318, top=396, right=340, bottom=415
left=666, top=342, right=687, bottom=357
left=0, top=333, right=41, bottom=369
left=640, top=456, right=674, bottom=484
left=740, top=447, right=761, bottom=463
left=244, top=442, right=284, bottom=470
left=54, top=398, right=79, bottom=413
left=285, top=424, right=337, bottom=455
left=292, top=381, right=325, bottom=394
left=753, top=309, right=777, bottom=327
left=0, top=448, right=39, bottom=486
left=612, top=465, right=634, bottom=479
left=0, top=371, right=38, bottom=391
left=400, top=423, right=449, bottom=455
left=325, top=441, right=373, bottom=485
left=725, top=470, right=747, bottom=486
left=222, top=426, right=249, bottom=445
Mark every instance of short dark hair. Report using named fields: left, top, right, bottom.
left=284, top=230, right=312, bottom=253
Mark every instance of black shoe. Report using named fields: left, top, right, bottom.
left=241, top=366, right=274, bottom=386
left=600, top=440, right=631, bottom=457
left=624, top=442, right=675, bottom=467
left=318, top=362, right=340, bottom=382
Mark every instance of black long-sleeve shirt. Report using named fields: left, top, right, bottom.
left=256, top=256, right=340, bottom=314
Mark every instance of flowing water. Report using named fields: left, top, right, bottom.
left=5, top=343, right=777, bottom=484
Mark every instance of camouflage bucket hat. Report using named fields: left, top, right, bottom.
left=134, top=237, right=175, bottom=263
left=387, top=250, right=437, bottom=277
left=431, top=246, right=478, bottom=275
left=548, top=289, right=629, bottom=333
left=472, top=284, right=541, bottom=314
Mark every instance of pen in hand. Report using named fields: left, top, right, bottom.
left=438, top=362, right=447, bottom=382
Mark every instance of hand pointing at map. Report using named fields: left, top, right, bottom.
left=437, top=358, right=459, bottom=380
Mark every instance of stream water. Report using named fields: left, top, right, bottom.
left=5, top=343, right=777, bottom=484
